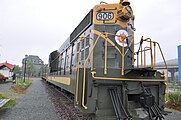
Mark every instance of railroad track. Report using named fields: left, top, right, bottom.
left=42, top=80, right=93, bottom=120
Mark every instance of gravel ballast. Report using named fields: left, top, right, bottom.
left=0, top=79, right=181, bottom=120
left=0, top=79, right=59, bottom=120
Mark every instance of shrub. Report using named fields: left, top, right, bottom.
left=168, top=92, right=181, bottom=105
left=11, top=79, right=32, bottom=94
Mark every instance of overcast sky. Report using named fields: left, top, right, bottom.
left=0, top=0, right=181, bottom=66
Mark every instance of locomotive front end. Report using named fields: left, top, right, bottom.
left=76, top=0, right=167, bottom=119
left=47, top=0, right=168, bottom=119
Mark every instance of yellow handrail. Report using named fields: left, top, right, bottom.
left=82, top=35, right=101, bottom=109
left=144, top=46, right=150, bottom=67
left=75, top=36, right=94, bottom=106
left=75, top=37, right=83, bottom=105
left=136, top=38, right=168, bottom=101
left=153, top=42, right=156, bottom=69
left=141, top=44, right=143, bottom=67
left=92, top=30, right=134, bottom=75
left=104, top=34, right=108, bottom=75
left=122, top=35, right=125, bottom=75
left=80, top=30, right=135, bottom=110
left=79, top=30, right=168, bottom=109
left=91, top=71, right=166, bottom=82
left=155, top=42, right=169, bottom=102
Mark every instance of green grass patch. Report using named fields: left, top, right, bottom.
left=4, top=99, right=16, bottom=107
left=0, top=92, right=16, bottom=107
left=0, top=92, right=8, bottom=99
left=11, top=79, right=32, bottom=94
left=16, top=79, right=32, bottom=87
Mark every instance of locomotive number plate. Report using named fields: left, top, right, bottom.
left=96, top=12, right=114, bottom=21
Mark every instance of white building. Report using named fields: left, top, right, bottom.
left=0, top=62, right=15, bottom=78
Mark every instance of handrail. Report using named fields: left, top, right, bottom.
left=80, top=29, right=134, bottom=110
left=75, top=36, right=94, bottom=106
left=92, top=30, right=134, bottom=75
left=155, top=42, right=169, bottom=101
left=144, top=46, right=150, bottom=67
left=104, top=34, right=108, bottom=75
left=79, top=30, right=168, bottom=109
left=132, top=35, right=135, bottom=65
left=91, top=71, right=166, bottom=82
left=135, top=38, right=168, bottom=101
left=82, top=35, right=101, bottom=110
left=75, top=37, right=83, bottom=105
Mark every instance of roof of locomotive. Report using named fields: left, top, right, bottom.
left=58, top=37, right=70, bottom=54
left=57, top=2, right=120, bottom=54
left=57, top=9, right=93, bottom=54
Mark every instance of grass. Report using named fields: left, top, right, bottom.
left=11, top=79, right=32, bottom=94
left=168, top=91, right=181, bottom=105
left=0, top=92, right=16, bottom=107
left=166, top=90, right=181, bottom=111
left=16, top=79, right=32, bottom=87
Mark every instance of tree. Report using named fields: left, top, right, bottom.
left=26, top=62, right=36, bottom=79
left=14, top=65, right=21, bottom=74
left=39, top=64, right=48, bottom=77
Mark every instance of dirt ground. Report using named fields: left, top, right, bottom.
left=166, top=103, right=181, bottom=112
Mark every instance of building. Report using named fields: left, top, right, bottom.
left=156, top=58, right=178, bottom=81
left=22, top=55, right=44, bottom=77
left=0, top=61, right=15, bottom=78
left=178, top=45, right=181, bottom=81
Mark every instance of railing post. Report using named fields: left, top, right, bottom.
left=132, top=35, right=134, bottom=66
left=104, top=34, right=108, bottom=75
left=144, top=47, right=146, bottom=67
left=121, top=37, right=125, bottom=76
left=150, top=39, right=153, bottom=68
left=82, top=35, right=101, bottom=110
left=137, top=52, right=139, bottom=68
left=153, top=42, right=156, bottom=69
left=141, top=45, right=143, bottom=67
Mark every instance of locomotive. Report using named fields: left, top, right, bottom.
left=46, top=0, right=168, bottom=119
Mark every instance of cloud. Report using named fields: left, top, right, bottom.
left=0, top=0, right=180, bottom=65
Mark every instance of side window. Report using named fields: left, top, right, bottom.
left=77, top=42, right=80, bottom=52
left=77, top=42, right=80, bottom=63
left=70, top=44, right=74, bottom=74
left=86, top=35, right=90, bottom=46
left=66, top=47, right=71, bottom=72
left=61, top=52, right=65, bottom=74
left=64, top=50, right=67, bottom=75
left=85, top=35, right=90, bottom=60
left=81, top=50, right=84, bottom=61
left=58, top=54, right=62, bottom=75
left=56, top=56, right=59, bottom=75
left=81, top=38, right=85, bottom=61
